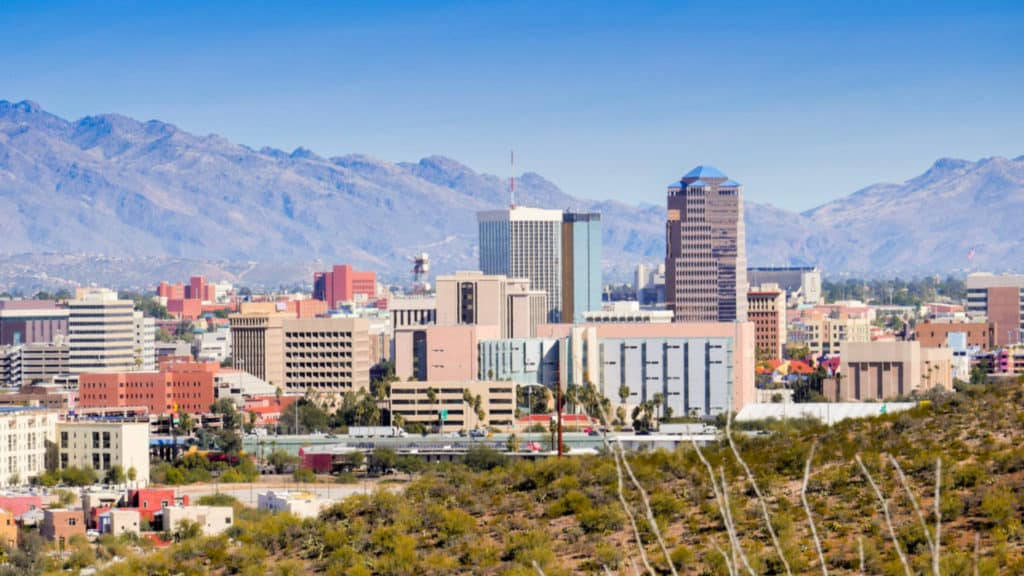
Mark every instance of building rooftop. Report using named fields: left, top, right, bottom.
left=721, top=179, right=742, bottom=187
left=683, top=165, right=727, bottom=180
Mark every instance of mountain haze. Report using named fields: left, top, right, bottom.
left=1, top=100, right=1022, bottom=290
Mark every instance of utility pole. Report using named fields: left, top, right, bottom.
left=556, top=383, right=563, bottom=458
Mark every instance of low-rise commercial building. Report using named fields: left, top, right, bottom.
left=388, top=380, right=516, bottom=432
left=78, top=359, right=218, bottom=416
left=57, top=421, right=150, bottom=485
left=99, top=508, right=140, bottom=537
left=0, top=508, right=16, bottom=548
left=162, top=505, right=233, bottom=536
left=916, top=320, right=995, bottom=350
left=257, top=490, right=334, bottom=519
left=40, top=508, right=85, bottom=544
left=830, top=341, right=953, bottom=401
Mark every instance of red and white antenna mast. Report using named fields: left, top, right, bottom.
left=509, top=149, right=515, bottom=208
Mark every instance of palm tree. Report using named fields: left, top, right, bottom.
left=426, top=387, right=438, bottom=432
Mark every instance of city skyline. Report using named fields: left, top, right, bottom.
left=2, top=1, right=1022, bottom=211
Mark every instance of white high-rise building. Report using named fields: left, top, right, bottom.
left=478, top=207, right=564, bottom=322
left=68, top=289, right=136, bottom=374
left=132, top=311, right=156, bottom=371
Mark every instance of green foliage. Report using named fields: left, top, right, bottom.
left=462, top=445, right=507, bottom=471
left=293, top=467, right=316, bottom=483
left=267, top=449, right=301, bottom=474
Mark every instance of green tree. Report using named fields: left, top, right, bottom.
left=104, top=464, right=126, bottom=486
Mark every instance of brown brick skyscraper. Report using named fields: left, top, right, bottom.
left=665, top=166, right=747, bottom=322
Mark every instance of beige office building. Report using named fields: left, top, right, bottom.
left=388, top=380, right=516, bottom=433
left=282, top=317, right=370, bottom=394
left=830, top=341, right=953, bottom=401
left=231, top=309, right=370, bottom=396
left=20, top=342, right=70, bottom=384
left=68, top=289, right=136, bottom=374
left=229, top=310, right=289, bottom=388
left=57, top=420, right=150, bottom=485
left=789, top=314, right=871, bottom=357
left=665, top=166, right=747, bottom=323
left=435, top=271, right=546, bottom=338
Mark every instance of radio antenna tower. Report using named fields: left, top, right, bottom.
left=509, top=150, right=515, bottom=208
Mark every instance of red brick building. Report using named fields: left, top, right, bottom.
left=78, top=359, right=219, bottom=416
left=128, top=488, right=189, bottom=523
left=313, top=265, right=377, bottom=308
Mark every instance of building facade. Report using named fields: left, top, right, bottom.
left=281, top=317, right=370, bottom=395
left=831, top=341, right=953, bottom=401
left=162, top=505, right=233, bottom=536
left=229, top=311, right=288, bottom=388
left=435, top=271, right=546, bottom=339
left=747, top=267, right=822, bottom=306
left=0, top=300, right=69, bottom=346
left=132, top=311, right=156, bottom=371
left=313, top=265, right=377, bottom=307
left=68, top=290, right=136, bottom=374
left=388, top=295, right=437, bottom=332
left=57, top=421, right=150, bottom=485
left=966, top=273, right=1024, bottom=346
left=388, top=380, right=516, bottom=432
left=78, top=359, right=219, bottom=416
left=916, top=320, right=995, bottom=350
left=561, top=212, right=602, bottom=323
left=478, top=207, right=564, bottom=322
left=19, top=342, right=70, bottom=385
left=747, top=285, right=787, bottom=361
left=393, top=325, right=499, bottom=382
left=665, top=166, right=747, bottom=322
left=0, top=408, right=57, bottom=486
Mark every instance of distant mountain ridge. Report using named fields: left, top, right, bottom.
left=1, top=99, right=1022, bottom=290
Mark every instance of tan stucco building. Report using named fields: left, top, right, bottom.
left=830, top=341, right=953, bottom=401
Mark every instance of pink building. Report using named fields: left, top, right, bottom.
left=313, top=265, right=377, bottom=308
left=393, top=325, right=499, bottom=382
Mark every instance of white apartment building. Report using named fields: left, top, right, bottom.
left=478, top=207, right=564, bottom=322
left=57, top=421, right=150, bottom=485
left=163, top=505, right=233, bottom=536
left=68, top=289, right=136, bottom=374
left=258, top=490, right=334, bottom=519
left=193, top=327, right=232, bottom=363
left=0, top=408, right=58, bottom=486
left=132, top=311, right=156, bottom=371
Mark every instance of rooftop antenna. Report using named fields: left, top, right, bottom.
left=509, top=149, right=515, bottom=208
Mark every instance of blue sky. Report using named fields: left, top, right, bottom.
left=3, top=1, right=1022, bottom=211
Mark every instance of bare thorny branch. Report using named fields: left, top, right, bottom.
left=726, top=411, right=792, bottom=575
left=856, top=453, right=913, bottom=576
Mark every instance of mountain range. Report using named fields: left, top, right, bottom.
left=1, top=99, right=1022, bottom=291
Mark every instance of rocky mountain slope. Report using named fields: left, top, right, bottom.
left=1, top=99, right=1022, bottom=290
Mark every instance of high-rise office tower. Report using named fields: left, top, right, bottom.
left=478, top=207, right=564, bottom=322
left=665, top=165, right=748, bottom=322
left=561, top=212, right=602, bottom=323
left=68, top=289, right=136, bottom=374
